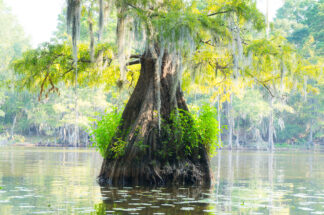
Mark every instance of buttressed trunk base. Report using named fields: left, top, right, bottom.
left=98, top=51, right=212, bottom=187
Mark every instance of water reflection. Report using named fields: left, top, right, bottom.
left=0, top=147, right=103, bottom=214
left=97, top=186, right=211, bottom=214
left=1, top=147, right=324, bottom=214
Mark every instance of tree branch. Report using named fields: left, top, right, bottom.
left=200, top=39, right=216, bottom=47
left=245, top=71, right=275, bottom=97
left=208, top=10, right=233, bottom=17
left=130, top=54, right=141, bottom=59
left=127, top=60, right=141, bottom=66
left=39, top=71, right=49, bottom=101
left=127, top=3, right=138, bottom=10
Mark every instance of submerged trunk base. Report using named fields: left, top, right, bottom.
left=98, top=158, right=211, bottom=187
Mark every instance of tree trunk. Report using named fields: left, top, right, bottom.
left=11, top=114, right=17, bottom=139
left=88, top=16, right=95, bottom=62
left=268, top=97, right=274, bottom=151
left=308, top=121, right=313, bottom=149
left=227, top=95, right=233, bottom=150
left=98, top=51, right=211, bottom=187
left=266, top=0, right=270, bottom=38
left=217, top=96, right=222, bottom=146
left=235, top=117, right=240, bottom=148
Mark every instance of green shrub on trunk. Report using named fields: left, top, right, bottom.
left=89, top=108, right=122, bottom=157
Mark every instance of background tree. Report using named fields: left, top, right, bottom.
left=0, top=0, right=29, bottom=139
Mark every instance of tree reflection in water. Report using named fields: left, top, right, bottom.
left=95, top=186, right=212, bottom=214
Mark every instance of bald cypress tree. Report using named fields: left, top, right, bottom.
left=66, top=0, right=264, bottom=186
left=14, top=0, right=266, bottom=186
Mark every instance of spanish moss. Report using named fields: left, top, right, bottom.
left=67, top=0, right=81, bottom=63
left=116, top=3, right=128, bottom=85
left=88, top=8, right=95, bottom=62
left=98, top=0, right=104, bottom=42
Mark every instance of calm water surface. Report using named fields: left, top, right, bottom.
left=1, top=146, right=324, bottom=214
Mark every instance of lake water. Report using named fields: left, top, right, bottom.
left=1, top=147, right=324, bottom=214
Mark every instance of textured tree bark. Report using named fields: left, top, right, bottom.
left=98, top=51, right=211, bottom=187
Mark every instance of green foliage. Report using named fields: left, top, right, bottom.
left=89, top=104, right=221, bottom=160
left=196, top=104, right=220, bottom=155
left=89, top=108, right=122, bottom=158
left=169, top=108, right=200, bottom=156
left=228, top=0, right=265, bottom=30
left=274, top=0, right=324, bottom=57
left=166, top=104, right=220, bottom=157
left=110, top=138, right=127, bottom=159
left=12, top=42, right=117, bottom=100
left=271, top=0, right=324, bottom=146
left=0, top=0, right=29, bottom=129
